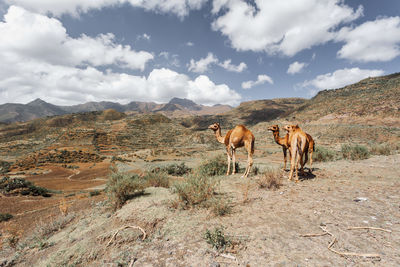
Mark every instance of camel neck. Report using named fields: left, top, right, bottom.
left=273, top=131, right=285, bottom=145
left=214, top=128, right=225, bottom=144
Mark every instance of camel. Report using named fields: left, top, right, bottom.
left=208, top=122, right=255, bottom=178
left=268, top=125, right=315, bottom=172
left=283, top=124, right=307, bottom=181
left=267, top=125, right=290, bottom=170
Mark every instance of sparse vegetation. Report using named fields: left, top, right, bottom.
left=341, top=144, right=370, bottom=160
left=204, top=227, right=231, bottom=251
left=257, top=168, right=282, bottom=190
left=313, top=146, right=337, bottom=162
left=155, top=162, right=191, bottom=176
left=0, top=213, right=13, bottom=222
left=0, top=177, right=52, bottom=197
left=106, top=171, right=146, bottom=210
left=0, top=160, right=11, bottom=174
left=210, top=198, right=232, bottom=216
left=89, top=190, right=101, bottom=197
left=172, top=174, right=217, bottom=209
left=369, top=143, right=391, bottom=156
left=142, top=170, right=170, bottom=188
left=198, top=155, right=239, bottom=176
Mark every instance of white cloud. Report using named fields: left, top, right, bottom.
left=336, top=16, right=400, bottom=62
left=158, top=52, right=180, bottom=68
left=137, top=33, right=151, bottom=41
left=211, top=0, right=363, bottom=56
left=188, top=52, right=247, bottom=73
left=287, top=61, right=307, bottom=75
left=186, top=41, right=194, bottom=46
left=302, top=68, right=384, bottom=94
left=0, top=6, right=240, bottom=106
left=242, top=74, right=273, bottom=89
left=0, top=6, right=153, bottom=71
left=218, top=59, right=247, bottom=72
left=7, top=0, right=208, bottom=18
left=188, top=53, right=218, bottom=73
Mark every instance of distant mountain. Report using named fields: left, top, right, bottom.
left=0, top=97, right=232, bottom=123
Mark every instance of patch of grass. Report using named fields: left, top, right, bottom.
left=204, top=227, right=231, bottom=251
left=0, top=177, right=52, bottom=197
left=313, top=146, right=337, bottom=162
left=341, top=144, right=370, bottom=160
left=172, top=174, right=217, bottom=209
left=257, top=168, right=282, bottom=190
left=0, top=160, right=11, bottom=174
left=369, top=143, right=391, bottom=156
left=198, top=155, right=239, bottom=176
left=106, top=171, right=146, bottom=210
left=0, top=213, right=13, bottom=222
left=89, top=190, right=101, bottom=197
left=142, top=170, right=170, bottom=188
left=155, top=162, right=192, bottom=176
left=209, top=198, right=232, bottom=216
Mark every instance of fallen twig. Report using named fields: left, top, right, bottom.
left=107, top=225, right=146, bottom=247
left=300, top=232, right=329, bottom=237
left=219, top=253, right=239, bottom=265
left=347, top=227, right=392, bottom=233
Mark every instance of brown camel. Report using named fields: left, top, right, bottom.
left=283, top=124, right=307, bottom=181
left=208, top=122, right=255, bottom=178
left=267, top=125, right=290, bottom=170
left=268, top=125, right=315, bottom=172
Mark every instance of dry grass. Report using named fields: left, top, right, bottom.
left=341, top=144, right=370, bottom=160
left=257, top=168, right=282, bottom=190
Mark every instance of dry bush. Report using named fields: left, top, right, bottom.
left=257, top=168, right=282, bottom=190
left=106, top=171, right=146, bottom=210
left=172, top=174, right=217, bottom=209
left=3, top=224, right=23, bottom=249
left=154, top=162, right=191, bottom=176
left=209, top=198, right=232, bottom=216
left=0, top=213, right=13, bottom=222
left=142, top=170, right=170, bottom=188
left=369, top=143, right=391, bottom=156
left=313, top=146, right=337, bottom=162
left=341, top=144, right=370, bottom=160
left=198, top=155, right=239, bottom=176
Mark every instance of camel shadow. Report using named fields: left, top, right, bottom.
left=299, top=169, right=316, bottom=180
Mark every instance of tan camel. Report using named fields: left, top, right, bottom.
left=268, top=125, right=315, bottom=172
left=208, top=122, right=255, bottom=178
left=283, top=124, right=307, bottom=181
left=267, top=125, right=290, bottom=170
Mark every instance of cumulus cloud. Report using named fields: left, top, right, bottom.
left=188, top=53, right=247, bottom=73
left=287, top=61, right=307, bottom=75
left=0, top=6, right=153, bottom=71
left=302, top=68, right=384, bottom=94
left=336, top=16, right=400, bottom=62
left=186, top=41, right=194, bottom=46
left=0, top=6, right=240, bottom=106
left=7, top=0, right=208, bottom=18
left=211, top=0, right=363, bottom=56
left=242, top=74, right=273, bottom=89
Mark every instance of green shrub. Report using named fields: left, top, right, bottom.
left=153, top=162, right=191, bottom=176
left=0, top=177, right=51, bottom=197
left=0, top=213, right=13, bottom=222
left=142, top=170, right=170, bottom=188
left=313, top=146, right=336, bottom=162
left=341, top=144, right=370, bottom=160
left=172, top=174, right=216, bottom=208
left=257, top=168, right=282, bottom=190
left=369, top=143, right=391, bottom=156
left=106, top=171, right=146, bottom=210
left=204, top=227, right=231, bottom=251
left=198, top=155, right=239, bottom=176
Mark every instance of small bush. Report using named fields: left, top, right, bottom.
left=160, top=162, right=192, bottom=176
left=257, top=168, right=282, bottom=190
left=198, top=155, right=239, bottom=176
left=142, top=170, right=170, bottom=188
left=0, top=160, right=11, bottom=174
left=89, top=190, right=101, bottom=197
left=341, top=144, right=370, bottom=160
left=0, top=177, right=52, bottom=197
left=313, top=146, right=336, bottom=162
left=204, top=227, right=231, bottom=251
left=210, top=198, right=232, bottom=216
left=370, top=143, right=391, bottom=156
left=106, top=171, right=146, bottom=210
left=172, top=174, right=216, bottom=208
left=0, top=213, right=13, bottom=222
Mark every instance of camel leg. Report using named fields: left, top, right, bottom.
left=309, top=150, right=313, bottom=172
left=294, top=150, right=301, bottom=182
left=283, top=147, right=287, bottom=171
left=226, top=148, right=231, bottom=176
left=288, top=141, right=297, bottom=181
left=242, top=142, right=253, bottom=178
left=232, top=148, right=236, bottom=175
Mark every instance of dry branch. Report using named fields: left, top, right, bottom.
left=347, top=226, right=392, bottom=233
left=106, top=225, right=146, bottom=247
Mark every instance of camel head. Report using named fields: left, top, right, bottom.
left=267, top=125, right=279, bottom=132
left=208, top=122, right=220, bottom=131
left=284, top=124, right=299, bottom=132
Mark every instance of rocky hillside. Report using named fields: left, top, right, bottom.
left=289, top=73, right=400, bottom=123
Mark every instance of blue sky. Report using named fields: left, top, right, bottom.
left=0, top=0, right=399, bottom=106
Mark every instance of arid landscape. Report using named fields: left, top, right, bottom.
left=1, top=74, right=400, bottom=266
